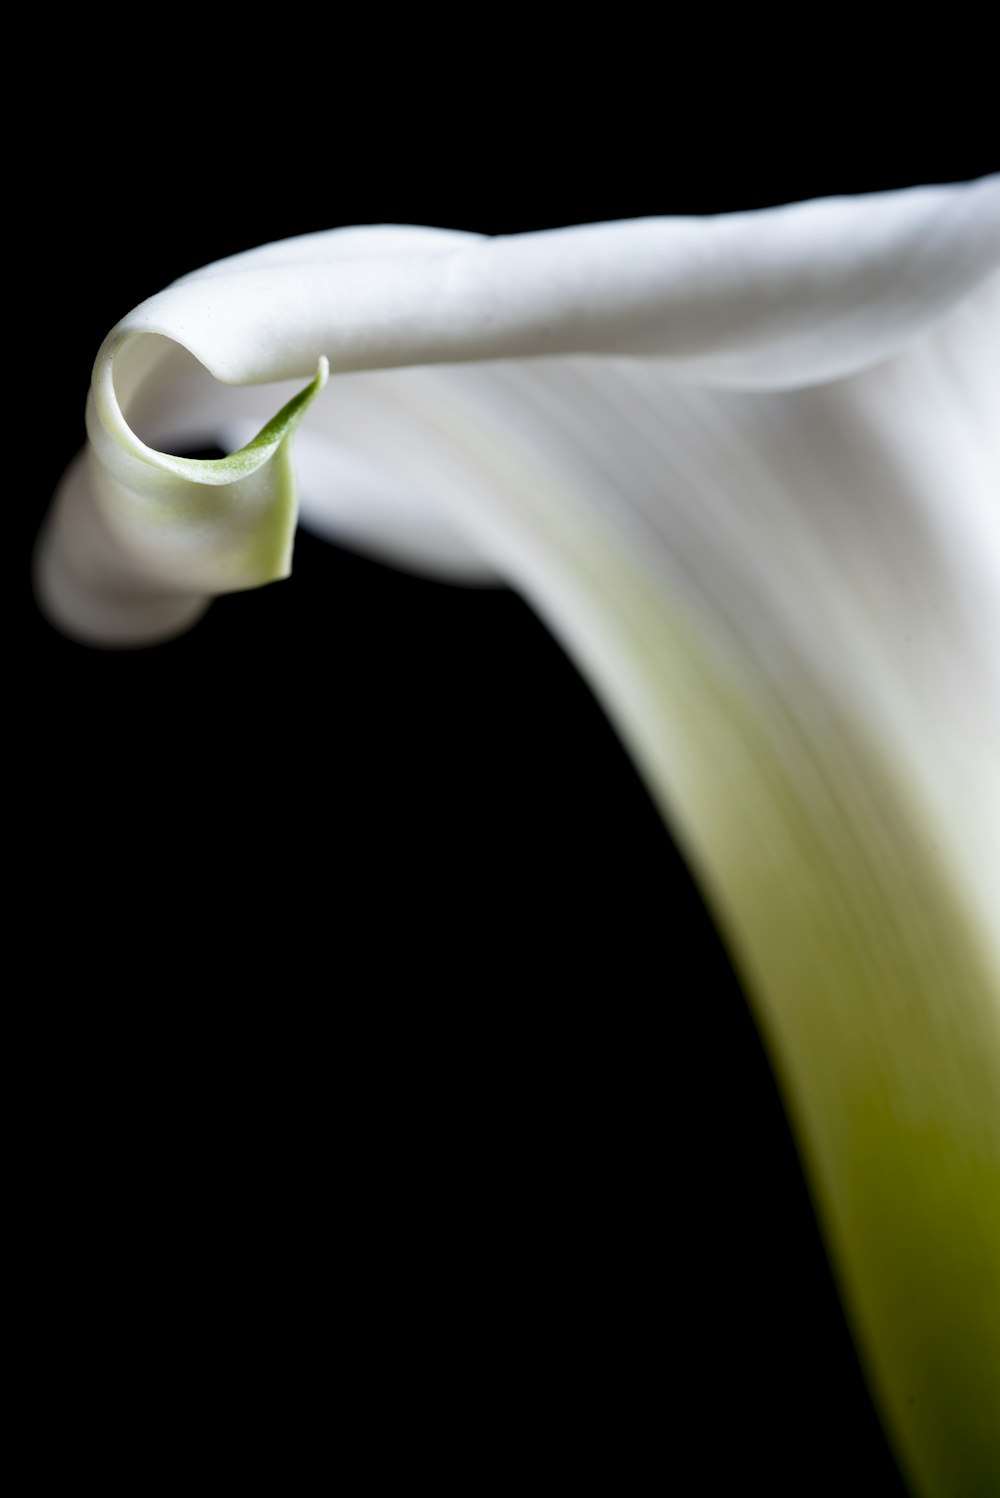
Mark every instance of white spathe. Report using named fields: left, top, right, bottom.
left=34, top=178, right=1000, bottom=1497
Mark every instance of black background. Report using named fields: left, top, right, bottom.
left=20, top=33, right=996, bottom=1492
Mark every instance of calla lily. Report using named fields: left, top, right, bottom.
left=34, top=177, right=1000, bottom=1495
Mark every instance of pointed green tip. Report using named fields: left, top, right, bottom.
left=228, top=355, right=329, bottom=468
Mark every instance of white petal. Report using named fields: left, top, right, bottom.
left=34, top=181, right=1000, bottom=1491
